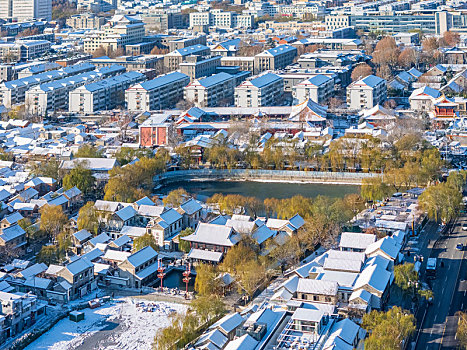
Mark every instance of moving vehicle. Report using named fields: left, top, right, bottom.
left=426, top=258, right=437, bottom=279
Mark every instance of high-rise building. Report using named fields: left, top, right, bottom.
left=0, top=0, right=52, bottom=21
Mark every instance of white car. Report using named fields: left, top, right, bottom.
left=463, top=224, right=467, bottom=231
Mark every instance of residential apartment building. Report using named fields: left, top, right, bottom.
left=0, top=291, right=38, bottom=340
left=0, top=0, right=52, bottom=21
left=180, top=56, right=221, bottom=82
left=69, top=71, right=145, bottom=113
left=0, top=62, right=95, bottom=108
left=66, top=13, right=105, bottom=30
left=293, top=75, right=334, bottom=104
left=184, top=72, right=236, bottom=107
left=83, top=15, right=145, bottom=54
left=125, top=72, right=189, bottom=112
left=163, top=44, right=210, bottom=71
left=235, top=73, right=283, bottom=108
left=254, top=45, right=298, bottom=74
left=89, top=55, right=162, bottom=71
left=0, top=40, right=51, bottom=62
left=221, top=56, right=255, bottom=73
left=211, top=39, right=241, bottom=57
left=26, top=65, right=126, bottom=116
left=347, top=75, right=387, bottom=110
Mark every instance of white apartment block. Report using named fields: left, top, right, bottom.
left=69, top=71, right=145, bottom=113
left=125, top=72, right=190, bottom=112
left=0, top=0, right=51, bottom=21
left=0, top=62, right=95, bottom=108
left=189, top=10, right=254, bottom=29
left=184, top=72, right=235, bottom=107
left=83, top=15, right=145, bottom=54
left=293, top=75, right=334, bottom=104
left=26, top=65, right=126, bottom=116
left=235, top=73, right=283, bottom=108
left=347, top=75, right=387, bottom=110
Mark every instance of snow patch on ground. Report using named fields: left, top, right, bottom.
left=25, top=298, right=186, bottom=350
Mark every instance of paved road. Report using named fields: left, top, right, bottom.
left=416, top=218, right=467, bottom=350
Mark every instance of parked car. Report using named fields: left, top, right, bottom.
left=457, top=243, right=464, bottom=251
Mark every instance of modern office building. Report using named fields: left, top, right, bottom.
left=235, top=73, right=284, bottom=108
left=184, top=72, right=236, bottom=107
left=347, top=75, right=387, bottom=110
left=0, top=0, right=52, bottom=21
left=69, top=71, right=145, bottom=113
left=125, top=72, right=189, bottom=112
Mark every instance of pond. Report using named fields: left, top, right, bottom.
left=158, top=180, right=360, bottom=202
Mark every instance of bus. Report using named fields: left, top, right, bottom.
left=426, top=258, right=437, bottom=279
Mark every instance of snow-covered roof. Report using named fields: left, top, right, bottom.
left=353, top=264, right=391, bottom=293
left=120, top=226, right=147, bottom=238
left=328, top=318, right=362, bottom=346
left=187, top=248, right=223, bottom=262
left=138, top=205, right=166, bottom=217
left=182, top=223, right=239, bottom=247
left=365, top=237, right=401, bottom=260
left=210, top=312, right=244, bottom=334
left=195, top=329, right=228, bottom=349
left=126, top=246, right=157, bottom=268
left=339, top=232, right=376, bottom=251
left=64, top=258, right=93, bottom=276
left=0, top=224, right=25, bottom=243
left=252, top=224, right=275, bottom=245
left=103, top=250, right=131, bottom=262
left=95, top=200, right=121, bottom=212
left=224, top=334, right=257, bottom=350
left=114, top=205, right=137, bottom=221
left=291, top=307, right=326, bottom=323
left=88, top=232, right=111, bottom=246
left=296, top=278, right=338, bottom=296
left=323, top=258, right=362, bottom=273
left=179, top=198, right=202, bottom=215
left=327, top=249, right=365, bottom=263
left=1, top=212, right=24, bottom=225
left=73, top=229, right=92, bottom=243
